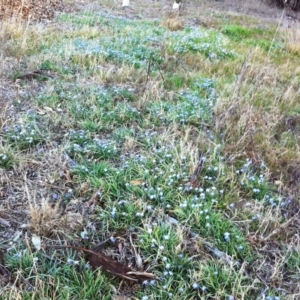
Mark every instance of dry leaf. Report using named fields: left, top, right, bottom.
left=274, top=180, right=283, bottom=186
left=0, top=218, right=10, bottom=227
left=47, top=244, right=156, bottom=283
left=88, top=250, right=139, bottom=281
left=129, top=232, right=142, bottom=269
left=13, top=230, right=23, bottom=242
left=37, top=110, right=46, bottom=115
left=117, top=242, right=123, bottom=253
left=130, top=179, right=143, bottom=186
left=32, top=234, right=41, bottom=251
left=83, top=186, right=102, bottom=213
left=43, top=106, right=54, bottom=112
left=37, top=106, right=54, bottom=115
left=126, top=271, right=156, bottom=280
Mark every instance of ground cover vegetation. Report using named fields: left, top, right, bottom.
left=0, top=0, right=300, bottom=299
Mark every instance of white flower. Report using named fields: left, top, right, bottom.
left=80, top=230, right=88, bottom=239
left=192, top=283, right=199, bottom=289
left=224, top=232, right=230, bottom=242
left=150, top=280, right=156, bottom=286
left=67, top=258, right=73, bottom=264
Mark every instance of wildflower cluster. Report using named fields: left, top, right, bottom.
left=0, top=152, right=12, bottom=168
left=146, top=87, right=216, bottom=126
left=71, top=25, right=163, bottom=68
left=66, top=129, right=118, bottom=161
left=3, top=121, right=45, bottom=149
left=170, top=27, right=235, bottom=59
left=236, top=158, right=281, bottom=205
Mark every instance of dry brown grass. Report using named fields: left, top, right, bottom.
left=19, top=150, right=85, bottom=237
left=162, top=12, right=184, bottom=31
left=25, top=184, right=62, bottom=237
left=27, top=192, right=83, bottom=237
left=214, top=46, right=300, bottom=195
left=233, top=195, right=300, bottom=295
left=0, top=16, right=64, bottom=65
left=283, top=21, right=300, bottom=55
left=0, top=103, right=8, bottom=131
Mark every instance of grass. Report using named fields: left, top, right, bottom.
left=0, top=1, right=300, bottom=299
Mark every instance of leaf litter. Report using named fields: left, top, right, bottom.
left=46, top=232, right=156, bottom=283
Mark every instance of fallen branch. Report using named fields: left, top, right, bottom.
left=46, top=244, right=156, bottom=283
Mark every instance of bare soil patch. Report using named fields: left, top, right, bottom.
left=0, top=0, right=65, bottom=20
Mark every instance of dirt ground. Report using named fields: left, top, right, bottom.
left=2, top=0, right=300, bottom=23
left=73, top=0, right=300, bottom=27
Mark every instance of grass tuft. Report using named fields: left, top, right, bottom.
left=162, top=12, right=184, bottom=31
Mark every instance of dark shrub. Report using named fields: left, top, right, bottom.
left=264, top=0, right=300, bottom=10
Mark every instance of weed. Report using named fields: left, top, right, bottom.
left=0, top=148, right=14, bottom=169
left=169, top=27, right=235, bottom=59
left=3, top=119, right=47, bottom=149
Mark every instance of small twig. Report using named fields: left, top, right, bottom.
left=143, top=53, right=165, bottom=93
left=145, top=55, right=152, bottom=86
left=92, top=237, right=111, bottom=252
left=189, top=152, right=205, bottom=186
left=13, top=70, right=54, bottom=81
left=87, top=186, right=102, bottom=205
left=166, top=216, right=240, bottom=267
left=154, top=60, right=165, bottom=83
left=39, top=183, right=66, bottom=191
left=129, top=231, right=143, bottom=269
left=200, top=240, right=240, bottom=267
left=82, top=186, right=103, bottom=214
left=230, top=50, right=252, bottom=104
left=267, top=8, right=285, bottom=58
left=0, top=218, right=10, bottom=227
left=166, top=215, right=273, bottom=287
